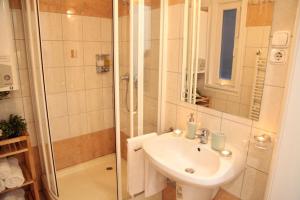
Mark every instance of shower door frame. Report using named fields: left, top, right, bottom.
left=113, top=0, right=168, bottom=199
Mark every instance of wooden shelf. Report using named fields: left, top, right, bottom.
left=0, top=134, right=29, bottom=159
left=0, top=133, right=40, bottom=200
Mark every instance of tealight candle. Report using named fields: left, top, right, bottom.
left=219, top=149, right=232, bottom=157
left=173, top=129, right=182, bottom=136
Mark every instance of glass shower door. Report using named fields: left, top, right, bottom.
left=115, top=0, right=165, bottom=199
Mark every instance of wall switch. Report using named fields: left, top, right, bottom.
left=272, top=31, right=290, bottom=47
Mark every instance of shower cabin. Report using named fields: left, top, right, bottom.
left=12, top=0, right=167, bottom=199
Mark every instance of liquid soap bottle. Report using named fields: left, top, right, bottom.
left=186, top=113, right=197, bottom=139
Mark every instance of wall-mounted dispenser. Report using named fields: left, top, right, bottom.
left=96, top=54, right=111, bottom=73
left=0, top=0, right=20, bottom=92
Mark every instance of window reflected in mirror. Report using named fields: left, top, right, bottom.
left=181, top=0, right=274, bottom=120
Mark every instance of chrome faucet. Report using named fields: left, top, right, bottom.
left=197, top=128, right=210, bottom=144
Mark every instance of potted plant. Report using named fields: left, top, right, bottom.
left=0, top=115, right=27, bottom=140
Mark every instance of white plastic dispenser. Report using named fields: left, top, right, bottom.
left=0, top=0, right=20, bottom=92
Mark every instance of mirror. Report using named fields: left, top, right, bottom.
left=181, top=0, right=274, bottom=120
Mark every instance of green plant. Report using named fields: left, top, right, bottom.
left=0, top=115, right=27, bottom=140
left=0, top=120, right=13, bottom=140
left=8, top=114, right=27, bottom=137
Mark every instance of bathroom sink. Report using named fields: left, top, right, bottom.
left=143, top=133, right=246, bottom=200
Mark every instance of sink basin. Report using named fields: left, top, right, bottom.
left=143, top=133, right=246, bottom=200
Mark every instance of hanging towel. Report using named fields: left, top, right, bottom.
left=4, top=158, right=25, bottom=188
left=0, top=179, right=5, bottom=192
left=0, top=158, right=11, bottom=180
left=144, top=158, right=167, bottom=197
left=2, top=189, right=25, bottom=200
left=127, top=133, right=157, bottom=197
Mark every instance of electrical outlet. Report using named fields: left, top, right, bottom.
left=270, top=48, right=287, bottom=64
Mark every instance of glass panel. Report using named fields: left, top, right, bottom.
left=219, top=9, right=237, bottom=80
left=118, top=0, right=162, bottom=199
left=37, top=0, right=117, bottom=199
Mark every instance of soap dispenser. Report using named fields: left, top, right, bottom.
left=186, top=113, right=197, bottom=139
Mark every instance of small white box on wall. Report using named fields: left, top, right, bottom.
left=0, top=0, right=20, bottom=92
left=271, top=31, right=290, bottom=47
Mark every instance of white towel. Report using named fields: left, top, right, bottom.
left=144, top=158, right=167, bottom=197
left=0, top=179, right=5, bottom=192
left=4, top=158, right=25, bottom=188
left=127, top=133, right=157, bottom=197
left=0, top=158, right=11, bottom=180
left=2, top=189, right=25, bottom=200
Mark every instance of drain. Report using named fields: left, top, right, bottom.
left=106, top=167, right=113, bottom=170
left=185, top=168, right=195, bottom=174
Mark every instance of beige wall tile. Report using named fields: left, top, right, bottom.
left=243, top=47, right=257, bottom=67
left=241, top=167, right=268, bottom=200
left=265, top=63, right=288, bottom=87
left=0, top=98, right=24, bottom=120
left=167, top=39, right=180, bottom=72
left=102, top=70, right=113, bottom=87
left=246, top=27, right=264, bottom=47
left=166, top=72, right=179, bottom=103
left=86, top=89, right=103, bottom=112
left=69, top=114, right=88, bottom=137
left=103, top=109, right=114, bottom=129
left=67, top=90, right=87, bottom=115
left=42, top=41, right=64, bottom=67
left=47, top=93, right=68, bottom=118
left=84, top=66, right=102, bottom=89
left=49, top=116, right=70, bottom=141
left=65, top=67, right=85, bottom=91
left=82, top=16, right=101, bottom=41
left=62, top=14, right=83, bottom=41
left=83, top=42, right=101, bottom=65
left=100, top=18, right=112, bottom=42
left=103, top=87, right=114, bottom=109
left=40, top=12, right=62, bottom=40
left=151, top=9, right=160, bottom=40
left=164, top=102, right=177, bottom=131
left=44, top=68, right=66, bottom=94
left=168, top=4, right=183, bottom=39
left=87, top=110, right=104, bottom=132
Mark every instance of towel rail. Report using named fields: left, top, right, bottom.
left=134, top=147, right=142, bottom=152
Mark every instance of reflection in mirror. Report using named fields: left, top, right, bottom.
left=181, top=0, right=274, bottom=120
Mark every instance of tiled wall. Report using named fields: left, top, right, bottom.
left=164, top=1, right=298, bottom=200
left=39, top=11, right=114, bottom=141
left=0, top=4, right=37, bottom=146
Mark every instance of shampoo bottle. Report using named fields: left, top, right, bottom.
left=186, top=113, right=197, bottom=139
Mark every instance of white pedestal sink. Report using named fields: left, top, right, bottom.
left=143, top=133, right=246, bottom=200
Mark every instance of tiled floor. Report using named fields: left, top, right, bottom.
left=56, top=154, right=161, bottom=200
